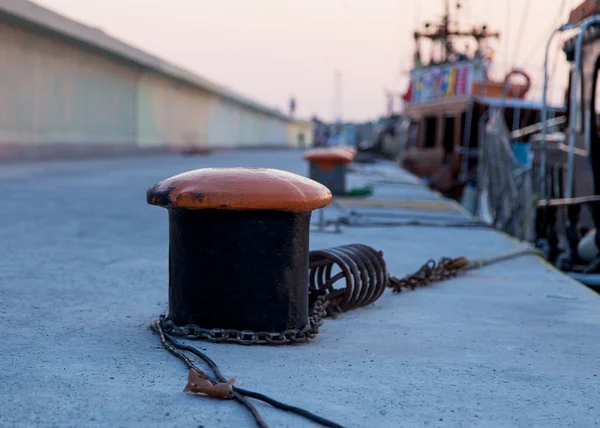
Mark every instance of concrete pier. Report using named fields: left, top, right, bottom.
left=1, top=150, right=599, bottom=427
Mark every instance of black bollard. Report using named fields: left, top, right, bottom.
left=303, top=147, right=355, bottom=196
left=147, top=167, right=332, bottom=332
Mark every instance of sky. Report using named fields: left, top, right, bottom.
left=34, top=0, right=576, bottom=122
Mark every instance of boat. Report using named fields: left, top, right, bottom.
left=416, top=0, right=600, bottom=292
left=398, top=0, right=565, bottom=200
left=531, top=0, right=600, bottom=290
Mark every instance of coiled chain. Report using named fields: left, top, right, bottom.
left=309, top=244, right=389, bottom=317
left=158, top=245, right=467, bottom=346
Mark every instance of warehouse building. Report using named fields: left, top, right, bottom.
left=0, top=0, right=313, bottom=160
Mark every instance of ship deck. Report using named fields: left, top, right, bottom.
left=1, top=150, right=599, bottom=427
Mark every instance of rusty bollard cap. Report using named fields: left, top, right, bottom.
left=147, top=167, right=332, bottom=212
left=302, top=147, right=355, bottom=164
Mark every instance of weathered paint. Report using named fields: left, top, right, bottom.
left=147, top=167, right=332, bottom=212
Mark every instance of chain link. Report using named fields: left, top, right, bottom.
left=153, top=248, right=539, bottom=425
left=152, top=243, right=544, bottom=428
left=387, top=257, right=469, bottom=293
left=159, top=255, right=469, bottom=345
left=160, top=294, right=327, bottom=346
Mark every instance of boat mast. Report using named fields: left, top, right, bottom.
left=413, top=0, right=500, bottom=67
left=442, top=0, right=452, bottom=63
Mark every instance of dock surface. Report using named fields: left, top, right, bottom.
left=2, top=150, right=599, bottom=427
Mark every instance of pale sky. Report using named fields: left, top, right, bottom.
left=34, top=0, right=576, bottom=121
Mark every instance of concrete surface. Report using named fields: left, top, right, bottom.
left=1, top=150, right=599, bottom=428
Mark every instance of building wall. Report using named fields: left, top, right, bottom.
left=0, top=20, right=138, bottom=147
left=0, top=19, right=294, bottom=160
left=137, top=72, right=290, bottom=149
left=136, top=72, right=210, bottom=148
left=206, top=99, right=288, bottom=147
left=287, top=120, right=314, bottom=148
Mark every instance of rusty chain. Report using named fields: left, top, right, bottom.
left=309, top=244, right=389, bottom=318
left=160, top=294, right=327, bottom=345
left=153, top=245, right=541, bottom=427
left=158, top=247, right=471, bottom=346
left=388, top=256, right=470, bottom=293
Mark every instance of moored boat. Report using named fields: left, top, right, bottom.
left=399, top=0, right=565, bottom=199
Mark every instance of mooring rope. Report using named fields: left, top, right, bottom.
left=462, top=247, right=544, bottom=271
left=152, top=320, right=344, bottom=428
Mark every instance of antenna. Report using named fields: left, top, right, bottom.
left=413, top=0, right=499, bottom=66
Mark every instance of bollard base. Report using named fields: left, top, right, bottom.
left=168, top=208, right=311, bottom=332
left=309, top=162, right=347, bottom=196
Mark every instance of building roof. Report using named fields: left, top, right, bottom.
left=0, top=0, right=290, bottom=121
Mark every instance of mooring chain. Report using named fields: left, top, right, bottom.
left=309, top=244, right=389, bottom=318
left=153, top=245, right=542, bottom=427
left=160, top=294, right=328, bottom=346
left=159, top=246, right=469, bottom=345
left=388, top=256, right=470, bottom=293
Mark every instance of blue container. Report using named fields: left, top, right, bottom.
left=511, top=142, right=531, bottom=165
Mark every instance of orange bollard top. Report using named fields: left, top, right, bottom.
left=302, top=147, right=355, bottom=164
left=147, top=167, right=332, bottom=212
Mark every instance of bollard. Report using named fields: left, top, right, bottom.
left=147, top=167, right=332, bottom=332
left=302, top=147, right=355, bottom=196
left=339, top=146, right=357, bottom=157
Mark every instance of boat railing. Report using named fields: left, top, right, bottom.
left=540, top=16, right=600, bottom=201
left=458, top=95, right=565, bottom=181
left=511, top=116, right=567, bottom=140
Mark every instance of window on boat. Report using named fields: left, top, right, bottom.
left=424, top=116, right=437, bottom=148
left=443, top=115, right=455, bottom=155
left=460, top=111, right=479, bottom=148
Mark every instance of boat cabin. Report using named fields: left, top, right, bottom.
left=398, top=5, right=561, bottom=199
